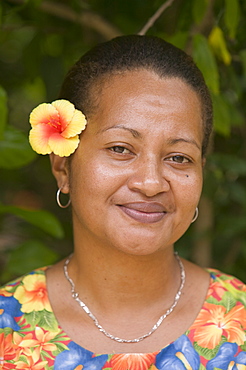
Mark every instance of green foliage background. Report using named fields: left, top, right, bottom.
left=1, top=0, right=246, bottom=284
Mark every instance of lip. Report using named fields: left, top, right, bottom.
left=117, top=202, right=167, bottom=224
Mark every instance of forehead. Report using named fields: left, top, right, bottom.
left=91, top=70, right=203, bottom=135
left=94, top=69, right=202, bottom=114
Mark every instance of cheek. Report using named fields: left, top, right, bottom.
left=69, top=157, right=123, bottom=203
left=176, top=172, right=203, bottom=207
left=166, top=163, right=202, bottom=200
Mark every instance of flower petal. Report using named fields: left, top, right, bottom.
left=52, top=100, right=76, bottom=132
left=62, top=109, right=87, bottom=138
left=193, top=323, right=223, bottom=349
left=206, top=342, right=238, bottom=370
left=29, top=124, right=58, bottom=155
left=49, top=134, right=80, bottom=157
left=30, top=103, right=59, bottom=127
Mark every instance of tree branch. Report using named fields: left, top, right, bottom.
left=41, top=1, right=122, bottom=39
left=138, top=0, right=176, bottom=36
left=6, top=0, right=122, bottom=39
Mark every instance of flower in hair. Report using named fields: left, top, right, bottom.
left=29, top=99, right=87, bottom=157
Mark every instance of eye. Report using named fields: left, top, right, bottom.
left=167, top=155, right=191, bottom=164
left=109, top=146, right=132, bottom=154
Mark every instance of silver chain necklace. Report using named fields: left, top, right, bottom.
left=64, top=252, right=185, bottom=343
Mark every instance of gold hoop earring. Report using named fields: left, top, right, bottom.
left=191, top=207, right=199, bottom=223
left=56, top=188, right=71, bottom=209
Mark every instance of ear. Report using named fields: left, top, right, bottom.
left=49, top=154, right=70, bottom=194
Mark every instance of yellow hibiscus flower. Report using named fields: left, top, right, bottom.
left=29, top=99, right=87, bottom=157
left=14, top=274, right=52, bottom=313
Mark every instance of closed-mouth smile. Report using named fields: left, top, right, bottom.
left=117, top=202, right=167, bottom=224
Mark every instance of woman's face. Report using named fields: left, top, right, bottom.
left=65, top=70, right=204, bottom=256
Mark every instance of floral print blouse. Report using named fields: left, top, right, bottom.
left=0, top=267, right=246, bottom=370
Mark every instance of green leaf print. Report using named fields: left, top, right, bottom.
left=206, top=296, right=221, bottom=305
left=221, top=291, right=237, bottom=312
left=240, top=342, right=246, bottom=351
left=18, top=355, right=29, bottom=364
left=38, top=310, right=59, bottom=332
left=194, top=337, right=226, bottom=360
left=52, top=342, right=69, bottom=356
left=0, top=327, right=13, bottom=336
left=24, top=311, right=42, bottom=330
left=198, top=364, right=206, bottom=370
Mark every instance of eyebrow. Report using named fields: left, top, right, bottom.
left=97, top=125, right=142, bottom=138
left=97, top=125, right=201, bottom=149
left=167, top=138, right=201, bottom=150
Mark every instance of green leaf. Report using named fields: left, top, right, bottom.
left=206, top=296, right=221, bottom=305
left=198, top=364, right=206, bottom=370
left=52, top=342, right=69, bottom=356
left=18, top=355, right=29, bottom=364
left=38, top=310, right=59, bottom=332
left=208, top=26, right=231, bottom=65
left=0, top=86, right=7, bottom=140
left=220, top=291, right=237, bottom=312
left=192, top=0, right=208, bottom=24
left=0, top=327, right=13, bottom=336
left=0, top=125, right=36, bottom=168
left=240, top=50, right=246, bottom=78
left=193, top=342, right=216, bottom=360
left=192, top=34, right=219, bottom=94
left=6, top=240, right=59, bottom=278
left=194, top=338, right=226, bottom=360
left=212, top=94, right=231, bottom=136
left=164, top=31, right=189, bottom=50
left=224, top=0, right=240, bottom=39
left=241, top=342, right=246, bottom=351
left=24, top=311, right=42, bottom=330
left=0, top=205, right=64, bottom=238
left=209, top=153, right=246, bottom=176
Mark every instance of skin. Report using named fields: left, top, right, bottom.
left=47, top=69, right=210, bottom=354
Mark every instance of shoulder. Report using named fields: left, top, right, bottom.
left=0, top=267, right=50, bottom=328
left=0, top=267, right=48, bottom=296
left=207, top=268, right=246, bottom=304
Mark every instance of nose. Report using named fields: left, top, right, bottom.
left=127, top=155, right=170, bottom=197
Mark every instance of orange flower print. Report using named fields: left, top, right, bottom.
left=18, top=327, right=57, bottom=358
left=207, top=281, right=226, bottom=301
left=29, top=99, right=87, bottom=157
left=0, top=333, right=18, bottom=369
left=15, top=354, right=47, bottom=370
left=13, top=274, right=52, bottom=313
left=13, top=327, right=57, bottom=356
left=190, top=302, right=246, bottom=349
left=13, top=333, right=34, bottom=358
left=109, top=353, right=156, bottom=370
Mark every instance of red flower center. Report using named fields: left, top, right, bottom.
left=48, top=116, right=62, bottom=133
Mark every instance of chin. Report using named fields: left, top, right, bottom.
left=110, top=237, right=172, bottom=257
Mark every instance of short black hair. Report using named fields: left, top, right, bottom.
left=59, top=35, right=213, bottom=156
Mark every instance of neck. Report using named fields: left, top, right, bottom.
left=67, top=235, right=181, bottom=313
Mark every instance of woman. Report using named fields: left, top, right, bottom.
left=1, top=35, right=245, bottom=370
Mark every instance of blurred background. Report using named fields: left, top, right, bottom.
left=1, top=0, right=246, bottom=284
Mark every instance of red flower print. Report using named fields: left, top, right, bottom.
left=109, top=353, right=157, bottom=370
left=0, top=333, right=18, bottom=369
